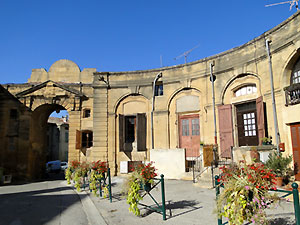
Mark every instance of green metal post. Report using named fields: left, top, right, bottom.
left=292, top=183, right=300, bottom=225
left=108, top=168, right=112, bottom=203
left=83, top=176, right=86, bottom=191
left=160, top=174, right=166, bottom=220
left=99, top=179, right=102, bottom=197
left=215, top=175, right=222, bottom=225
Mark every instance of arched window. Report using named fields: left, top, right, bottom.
left=292, top=58, right=300, bottom=84
left=234, top=85, right=257, bottom=97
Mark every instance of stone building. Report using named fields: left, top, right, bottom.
left=47, top=116, right=69, bottom=162
left=2, top=11, right=300, bottom=179
left=0, top=85, right=31, bottom=180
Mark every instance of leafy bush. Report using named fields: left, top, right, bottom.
left=265, top=152, right=293, bottom=177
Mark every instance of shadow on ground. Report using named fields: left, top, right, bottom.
left=141, top=199, right=202, bottom=220
left=0, top=181, right=86, bottom=225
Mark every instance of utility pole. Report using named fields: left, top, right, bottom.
left=265, top=39, right=280, bottom=153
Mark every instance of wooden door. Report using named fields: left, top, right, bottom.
left=179, top=114, right=200, bottom=158
left=236, top=101, right=259, bottom=146
left=290, top=123, right=300, bottom=180
left=218, top=105, right=234, bottom=158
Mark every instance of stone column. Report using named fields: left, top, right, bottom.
left=92, top=87, right=108, bottom=162
left=68, top=111, right=81, bottom=161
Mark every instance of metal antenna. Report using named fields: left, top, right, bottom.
left=265, top=0, right=299, bottom=10
left=174, top=44, right=200, bottom=64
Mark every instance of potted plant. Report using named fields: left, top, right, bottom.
left=265, top=152, right=293, bottom=186
left=65, top=160, right=80, bottom=184
left=89, top=160, right=107, bottom=196
left=262, top=137, right=272, bottom=145
left=73, top=162, right=90, bottom=192
left=126, top=162, right=157, bottom=216
left=217, top=161, right=279, bottom=225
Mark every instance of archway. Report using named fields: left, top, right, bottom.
left=28, top=104, right=69, bottom=179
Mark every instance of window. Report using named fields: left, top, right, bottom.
left=181, top=119, right=189, bottom=136
left=292, top=58, right=300, bottom=84
left=83, top=109, right=91, bottom=118
left=65, top=131, right=69, bottom=143
left=76, top=130, right=93, bottom=149
left=10, top=109, right=18, bottom=119
left=8, top=137, right=15, bottom=151
left=235, top=85, right=257, bottom=97
left=119, top=113, right=146, bottom=151
left=191, top=118, right=200, bottom=136
left=154, top=82, right=163, bottom=96
left=125, top=116, right=136, bottom=143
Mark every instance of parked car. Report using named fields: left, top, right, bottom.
left=61, top=162, right=68, bottom=171
left=46, top=160, right=61, bottom=173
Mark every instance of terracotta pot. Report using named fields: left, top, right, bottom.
left=250, top=149, right=260, bottom=162
left=275, top=177, right=284, bottom=187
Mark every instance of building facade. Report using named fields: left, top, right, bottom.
left=3, top=11, right=300, bottom=179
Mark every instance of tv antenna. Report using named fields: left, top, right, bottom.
left=265, top=0, right=299, bottom=10
left=174, top=44, right=200, bottom=64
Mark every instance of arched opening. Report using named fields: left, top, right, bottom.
left=29, top=104, right=69, bottom=180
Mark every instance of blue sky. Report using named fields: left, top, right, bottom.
left=0, top=0, right=298, bottom=85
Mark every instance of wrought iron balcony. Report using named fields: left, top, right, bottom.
left=284, top=83, right=300, bottom=106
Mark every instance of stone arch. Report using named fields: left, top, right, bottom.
left=167, top=87, right=202, bottom=149
left=280, top=48, right=300, bottom=87
left=114, top=93, right=151, bottom=165
left=29, top=103, right=69, bottom=179
left=113, top=93, right=150, bottom=115
left=220, top=73, right=262, bottom=105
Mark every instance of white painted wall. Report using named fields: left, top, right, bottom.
left=150, top=149, right=186, bottom=179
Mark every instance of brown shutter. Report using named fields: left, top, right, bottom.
left=137, top=113, right=147, bottom=151
left=218, top=104, right=234, bottom=158
left=119, top=114, right=125, bottom=151
left=76, top=130, right=81, bottom=149
left=256, top=96, right=265, bottom=145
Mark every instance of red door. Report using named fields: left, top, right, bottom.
left=179, top=114, right=200, bottom=158
left=291, top=123, right=300, bottom=180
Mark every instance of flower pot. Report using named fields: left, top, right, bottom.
left=142, top=182, right=152, bottom=192
left=275, top=177, right=283, bottom=187
left=250, top=149, right=260, bottom=162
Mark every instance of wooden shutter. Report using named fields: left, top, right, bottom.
left=256, top=96, right=265, bottom=145
left=218, top=104, right=234, bottom=158
left=76, top=130, right=81, bottom=149
left=137, top=113, right=147, bottom=151
left=119, top=114, right=125, bottom=151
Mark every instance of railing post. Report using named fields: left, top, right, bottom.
left=99, top=178, right=102, bottom=197
left=160, top=174, right=166, bottom=220
left=215, top=175, right=222, bottom=225
left=192, top=161, right=195, bottom=183
left=83, top=176, right=86, bottom=191
left=292, top=183, right=300, bottom=225
left=108, top=168, right=112, bottom=203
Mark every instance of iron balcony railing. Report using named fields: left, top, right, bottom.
left=284, top=83, right=300, bottom=106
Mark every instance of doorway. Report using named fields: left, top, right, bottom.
left=179, top=114, right=200, bottom=158
left=290, top=123, right=300, bottom=180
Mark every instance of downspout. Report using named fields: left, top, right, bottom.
left=151, top=72, right=162, bottom=149
left=210, top=63, right=217, bottom=145
left=265, top=39, right=280, bottom=153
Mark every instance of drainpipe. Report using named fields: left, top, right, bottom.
left=210, top=62, right=218, bottom=165
left=265, top=39, right=280, bottom=153
left=210, top=63, right=217, bottom=145
left=151, top=72, right=163, bottom=149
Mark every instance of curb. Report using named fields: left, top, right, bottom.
left=63, top=181, right=108, bottom=225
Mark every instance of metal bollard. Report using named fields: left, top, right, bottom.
left=108, top=168, right=112, bottom=203
left=160, top=174, right=166, bottom=220
left=215, top=175, right=222, bottom=225
left=292, top=183, right=300, bottom=225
